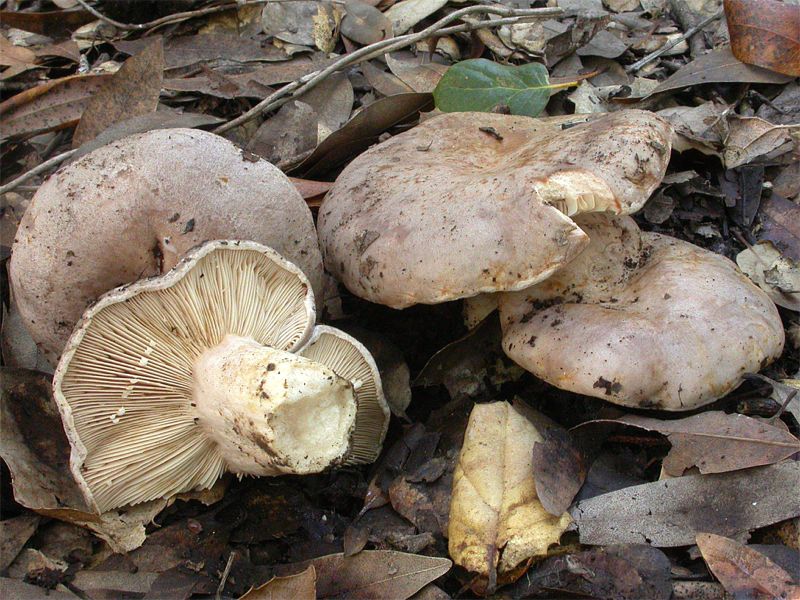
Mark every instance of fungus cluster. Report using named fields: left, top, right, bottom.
left=11, top=130, right=390, bottom=513
left=319, top=110, right=786, bottom=411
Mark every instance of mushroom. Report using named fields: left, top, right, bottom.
left=318, top=110, right=672, bottom=308
left=10, top=128, right=324, bottom=364
left=53, top=240, right=390, bottom=513
left=499, top=214, right=785, bottom=410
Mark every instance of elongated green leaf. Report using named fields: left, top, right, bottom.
left=433, top=59, right=552, bottom=116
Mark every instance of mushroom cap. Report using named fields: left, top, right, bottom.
left=10, top=128, right=324, bottom=364
left=499, top=214, right=785, bottom=410
left=53, top=240, right=388, bottom=512
left=318, top=110, right=672, bottom=308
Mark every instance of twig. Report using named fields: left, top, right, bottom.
left=74, top=0, right=274, bottom=32
left=626, top=10, right=723, bottom=73
left=214, top=5, right=562, bottom=134
left=767, top=389, right=798, bottom=424
left=0, top=149, right=76, bottom=195
left=215, top=551, right=237, bottom=600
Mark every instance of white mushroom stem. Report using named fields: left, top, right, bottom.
left=193, top=334, right=357, bottom=476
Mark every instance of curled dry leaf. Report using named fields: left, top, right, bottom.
left=737, top=241, right=800, bottom=311
left=723, top=115, right=798, bottom=169
left=696, top=533, right=800, bottom=598
left=571, top=462, right=800, bottom=547
left=241, top=565, right=316, bottom=600
left=448, top=401, right=572, bottom=580
left=724, top=0, right=800, bottom=77
left=72, top=38, right=165, bottom=147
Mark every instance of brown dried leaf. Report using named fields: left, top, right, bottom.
left=0, top=35, right=36, bottom=68
left=386, top=53, right=449, bottom=93
left=448, top=401, right=572, bottom=580
left=271, top=551, right=451, bottom=600
left=648, top=46, right=793, bottom=97
left=725, top=0, right=800, bottom=77
left=697, top=533, right=800, bottom=598
left=115, top=34, right=288, bottom=70
left=760, top=194, right=800, bottom=262
left=72, top=38, right=164, bottom=147
left=0, top=9, right=95, bottom=36
left=0, top=74, right=110, bottom=139
left=242, top=566, right=316, bottom=600
left=619, top=412, right=800, bottom=476
left=295, top=92, right=433, bottom=178
left=724, top=115, right=798, bottom=169
left=532, top=425, right=587, bottom=516
left=571, top=462, right=800, bottom=547
left=0, top=515, right=40, bottom=571
left=507, top=544, right=673, bottom=600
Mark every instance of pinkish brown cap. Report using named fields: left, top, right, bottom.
left=499, top=214, right=785, bottom=410
left=318, top=110, right=672, bottom=308
left=10, top=128, right=324, bottom=364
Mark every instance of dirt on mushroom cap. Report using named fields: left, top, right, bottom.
left=9, top=128, right=324, bottom=364
left=318, top=110, right=672, bottom=309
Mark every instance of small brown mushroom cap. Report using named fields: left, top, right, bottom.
left=318, top=110, right=672, bottom=308
left=499, top=214, right=785, bottom=410
left=10, top=128, right=324, bottom=363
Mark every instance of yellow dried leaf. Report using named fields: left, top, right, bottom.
left=448, top=401, right=572, bottom=578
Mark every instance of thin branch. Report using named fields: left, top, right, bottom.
left=74, top=0, right=275, bottom=32
left=214, top=5, right=562, bottom=134
left=0, top=149, right=77, bottom=195
left=626, top=10, right=723, bottom=73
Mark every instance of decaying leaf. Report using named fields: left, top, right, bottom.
left=341, top=1, right=392, bottom=45
left=386, top=53, right=449, bottom=94
left=0, top=367, right=170, bottom=553
left=433, top=59, right=556, bottom=117
left=0, top=74, right=110, bottom=139
left=759, top=193, right=800, bottom=262
left=269, top=551, right=451, bottom=600
left=571, top=462, right=800, bottom=547
left=0, top=515, right=40, bottom=571
left=72, top=38, right=165, bottom=147
left=507, top=544, right=673, bottom=600
left=573, top=412, right=800, bottom=477
left=295, top=92, right=433, bottom=178
left=697, top=533, right=800, bottom=598
left=448, top=401, right=572, bottom=580
left=737, top=241, right=800, bottom=311
left=532, top=425, right=587, bottom=516
left=648, top=46, right=793, bottom=97
left=242, top=565, right=316, bottom=600
left=723, top=115, right=798, bottom=169
left=384, top=0, right=448, bottom=36
left=725, top=0, right=800, bottom=77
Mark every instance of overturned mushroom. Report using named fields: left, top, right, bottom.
left=10, top=128, right=324, bottom=364
left=54, top=240, right=389, bottom=513
left=499, top=214, right=785, bottom=410
left=318, top=110, right=672, bottom=308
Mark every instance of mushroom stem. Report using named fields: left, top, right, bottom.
left=192, top=334, right=357, bottom=476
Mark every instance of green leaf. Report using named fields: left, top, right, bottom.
left=433, top=59, right=553, bottom=117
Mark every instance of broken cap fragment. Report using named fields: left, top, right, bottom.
left=53, top=240, right=389, bottom=513
left=499, top=214, right=785, bottom=410
left=318, top=110, right=672, bottom=308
